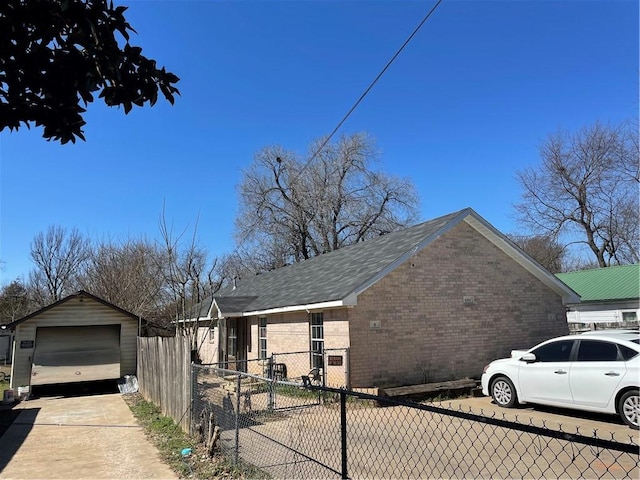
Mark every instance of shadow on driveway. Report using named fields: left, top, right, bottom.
left=0, top=406, right=40, bottom=472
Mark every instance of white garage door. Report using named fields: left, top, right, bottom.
left=32, top=325, right=121, bottom=385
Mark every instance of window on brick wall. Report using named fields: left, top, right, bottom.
left=259, top=317, right=267, bottom=359
left=310, top=312, right=324, bottom=369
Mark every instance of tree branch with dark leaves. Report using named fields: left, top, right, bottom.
left=0, top=0, right=180, bottom=144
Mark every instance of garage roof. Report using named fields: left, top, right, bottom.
left=7, top=290, right=141, bottom=329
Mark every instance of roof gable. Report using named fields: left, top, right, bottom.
left=7, top=290, right=141, bottom=329
left=556, top=265, right=640, bottom=303
left=211, top=208, right=579, bottom=316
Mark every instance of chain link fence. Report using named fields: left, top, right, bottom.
left=191, top=364, right=639, bottom=479
left=201, top=348, right=349, bottom=392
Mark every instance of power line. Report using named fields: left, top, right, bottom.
left=232, top=0, right=443, bottom=260
left=302, top=0, right=444, bottom=172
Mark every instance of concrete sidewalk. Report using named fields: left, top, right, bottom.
left=0, top=393, right=176, bottom=479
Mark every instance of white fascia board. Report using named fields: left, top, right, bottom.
left=464, top=214, right=582, bottom=305
left=172, top=317, right=212, bottom=326
left=241, top=298, right=356, bottom=317
left=173, top=318, right=200, bottom=324
left=210, top=300, right=223, bottom=319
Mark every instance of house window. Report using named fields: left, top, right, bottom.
left=259, top=317, right=267, bottom=359
left=228, top=323, right=237, bottom=357
left=310, top=312, right=324, bottom=369
left=622, top=311, right=638, bottom=322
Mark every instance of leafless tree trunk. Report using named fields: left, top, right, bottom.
left=236, top=132, right=419, bottom=272
left=515, top=121, right=639, bottom=268
left=158, top=207, right=220, bottom=352
left=29, top=225, right=90, bottom=305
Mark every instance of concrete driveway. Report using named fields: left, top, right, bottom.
left=0, top=393, right=177, bottom=479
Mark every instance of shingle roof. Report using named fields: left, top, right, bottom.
left=212, top=209, right=466, bottom=314
left=556, top=265, right=640, bottom=303
left=213, top=296, right=259, bottom=315
left=202, top=207, right=578, bottom=316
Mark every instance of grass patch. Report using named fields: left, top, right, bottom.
left=124, top=393, right=265, bottom=479
left=273, top=384, right=321, bottom=400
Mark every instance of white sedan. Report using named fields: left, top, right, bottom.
left=481, top=331, right=640, bottom=429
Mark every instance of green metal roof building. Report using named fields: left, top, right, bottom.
left=556, top=265, right=640, bottom=326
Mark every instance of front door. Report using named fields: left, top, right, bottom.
left=225, top=318, right=248, bottom=372
left=518, top=339, right=575, bottom=406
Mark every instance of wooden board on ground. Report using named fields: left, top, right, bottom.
left=379, top=378, right=477, bottom=398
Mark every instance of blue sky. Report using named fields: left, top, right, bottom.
left=0, top=0, right=638, bottom=285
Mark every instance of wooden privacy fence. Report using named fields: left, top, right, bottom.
left=137, top=334, right=191, bottom=431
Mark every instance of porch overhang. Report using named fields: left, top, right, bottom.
left=227, top=294, right=358, bottom=318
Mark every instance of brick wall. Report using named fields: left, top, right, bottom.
left=243, top=310, right=351, bottom=384
left=347, top=221, right=569, bottom=389
left=264, top=312, right=310, bottom=356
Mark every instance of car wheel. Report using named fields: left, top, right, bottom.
left=491, top=376, right=518, bottom=408
left=618, top=390, right=640, bottom=430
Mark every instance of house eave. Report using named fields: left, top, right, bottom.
left=233, top=297, right=357, bottom=318
left=566, top=298, right=640, bottom=309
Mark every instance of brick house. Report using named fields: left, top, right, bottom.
left=194, top=208, right=579, bottom=390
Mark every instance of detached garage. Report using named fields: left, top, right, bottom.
left=8, top=291, right=139, bottom=390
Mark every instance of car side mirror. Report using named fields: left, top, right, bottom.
left=520, top=353, right=537, bottom=363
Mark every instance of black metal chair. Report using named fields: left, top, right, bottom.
left=273, top=363, right=287, bottom=381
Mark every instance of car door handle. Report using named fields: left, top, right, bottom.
left=604, top=372, right=620, bottom=377
left=554, top=370, right=567, bottom=375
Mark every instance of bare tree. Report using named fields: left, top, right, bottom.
left=157, top=209, right=221, bottom=352
left=79, top=239, right=169, bottom=320
left=515, top=121, right=639, bottom=268
left=508, top=234, right=566, bottom=273
left=236, top=132, right=420, bottom=271
left=29, top=226, right=91, bottom=305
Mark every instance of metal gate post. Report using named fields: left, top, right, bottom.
left=190, top=363, right=196, bottom=435
left=235, top=374, right=241, bottom=465
left=345, top=348, right=350, bottom=390
left=267, top=354, right=275, bottom=411
left=340, top=390, right=348, bottom=479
